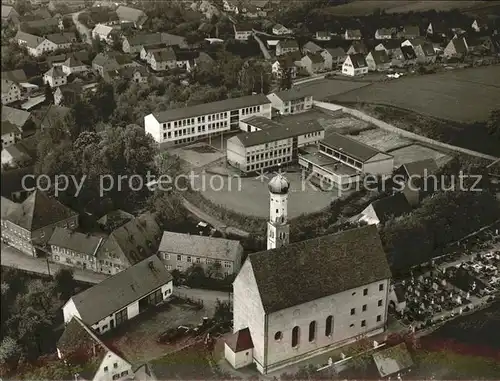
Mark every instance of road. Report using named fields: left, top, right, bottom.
left=253, top=32, right=272, bottom=60
left=1, top=243, right=230, bottom=305
left=72, top=11, right=92, bottom=45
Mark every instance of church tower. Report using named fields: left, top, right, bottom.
left=267, top=172, right=290, bottom=250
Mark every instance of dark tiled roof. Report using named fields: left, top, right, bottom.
left=1, top=121, right=21, bottom=135
left=158, top=231, right=242, bottom=261
left=233, top=120, right=323, bottom=147
left=348, top=53, right=367, bottom=68
left=48, top=228, right=104, bottom=256
left=69, top=255, right=172, bottom=325
left=370, top=193, right=412, bottom=224
left=152, top=47, right=176, bottom=62
left=57, top=316, right=101, bottom=355
left=307, top=52, right=324, bottom=64
left=379, top=40, right=402, bottom=50
left=303, top=41, right=322, bottom=54
left=321, top=132, right=385, bottom=162
left=46, top=32, right=76, bottom=45
left=278, top=39, right=299, bottom=49
left=0, top=166, right=35, bottom=200
left=110, top=213, right=161, bottom=265
left=401, top=45, right=417, bottom=60
left=419, top=43, right=435, bottom=56
left=272, top=87, right=312, bottom=102
left=402, top=25, right=420, bottom=37
left=369, top=50, right=390, bottom=64
left=15, top=30, right=44, bottom=48
left=97, top=209, right=134, bottom=231
left=248, top=225, right=392, bottom=313
left=127, top=32, right=187, bottom=48
left=2, top=69, right=27, bottom=83
left=153, top=94, right=270, bottom=123
left=1, top=106, right=31, bottom=129
left=115, top=5, right=145, bottom=23
left=4, top=190, right=77, bottom=231
left=225, top=328, right=254, bottom=352
left=325, top=47, right=346, bottom=58
left=401, top=158, right=438, bottom=177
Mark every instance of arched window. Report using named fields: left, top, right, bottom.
left=291, top=326, right=299, bottom=347
left=325, top=316, right=333, bottom=337
left=309, top=321, right=316, bottom=342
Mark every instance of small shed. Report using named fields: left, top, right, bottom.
left=224, top=328, right=254, bottom=369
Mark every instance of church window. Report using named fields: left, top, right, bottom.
left=379, top=283, right=384, bottom=291
left=291, top=326, right=299, bottom=347
left=274, top=331, right=282, bottom=341
left=308, top=321, right=316, bottom=342
left=361, top=320, right=366, bottom=327
left=325, top=316, right=333, bottom=336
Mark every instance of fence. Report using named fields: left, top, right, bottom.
left=313, top=101, right=499, bottom=161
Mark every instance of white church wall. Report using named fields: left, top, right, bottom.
left=265, top=278, right=390, bottom=371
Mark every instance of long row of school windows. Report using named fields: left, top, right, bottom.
left=162, top=121, right=228, bottom=139
left=246, top=157, right=292, bottom=172
left=246, top=147, right=292, bottom=163
left=277, top=314, right=383, bottom=348
left=164, top=112, right=229, bottom=128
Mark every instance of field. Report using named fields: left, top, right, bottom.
left=390, top=144, right=452, bottom=167
left=321, top=0, right=498, bottom=16
left=292, top=79, right=371, bottom=101
left=348, top=127, right=413, bottom=152
left=331, top=66, right=500, bottom=123
left=281, top=111, right=371, bottom=134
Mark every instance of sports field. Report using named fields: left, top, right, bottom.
left=331, top=66, right=500, bottom=123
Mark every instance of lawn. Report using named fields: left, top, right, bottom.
left=292, top=79, right=371, bottom=101
left=321, top=0, right=492, bottom=16
left=331, top=66, right=500, bottom=123
left=390, top=144, right=452, bottom=167
left=170, top=143, right=225, bottom=169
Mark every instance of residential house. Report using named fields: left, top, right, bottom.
left=315, top=31, right=331, bottom=41
left=223, top=0, right=238, bottom=13
left=115, top=5, right=147, bottom=29
left=2, top=5, right=20, bottom=25
left=1, top=144, right=32, bottom=166
left=426, top=22, right=447, bottom=37
left=43, top=66, right=67, bottom=88
left=267, top=88, right=313, bottom=115
left=144, top=94, right=272, bottom=146
left=472, top=18, right=488, bottom=33
left=227, top=119, right=324, bottom=173
left=1, top=105, right=32, bottom=137
left=1, top=190, right=78, bottom=256
left=359, top=193, right=412, bottom=226
left=272, top=24, right=292, bottom=35
left=47, top=51, right=91, bottom=67
left=344, top=29, right=362, bottom=40
left=158, top=231, right=244, bottom=276
left=96, top=213, right=162, bottom=275
left=174, top=50, right=200, bottom=72
left=299, top=53, right=325, bottom=74
left=401, top=37, right=427, bottom=49
left=276, top=40, right=299, bottom=56
left=116, top=66, right=149, bottom=84
left=365, top=50, right=391, bottom=71
left=60, top=56, right=87, bottom=75
left=92, top=53, right=136, bottom=77
left=48, top=0, right=86, bottom=12
left=388, top=283, right=407, bottom=313
left=46, top=32, right=77, bottom=50
left=480, top=35, right=500, bottom=55
left=444, top=37, right=468, bottom=58
left=464, top=37, right=487, bottom=54
left=57, top=317, right=133, bottom=381
left=1, top=166, right=36, bottom=202
left=302, top=41, right=323, bottom=55
left=15, top=30, right=57, bottom=57
left=346, top=41, right=368, bottom=55
left=374, top=40, right=403, bottom=59
left=97, top=210, right=134, bottom=232
left=49, top=228, right=105, bottom=272
left=122, top=32, right=188, bottom=54
left=54, top=82, right=98, bottom=105
left=226, top=225, right=392, bottom=374
left=92, top=24, right=119, bottom=44
left=1, top=78, right=22, bottom=105
left=1, top=197, right=18, bottom=226
left=342, top=54, right=368, bottom=76
left=271, top=52, right=300, bottom=79
left=400, top=45, right=417, bottom=65
left=62, top=255, right=173, bottom=334
left=321, top=47, right=346, bottom=69
left=2, top=69, right=29, bottom=105
left=233, top=23, right=253, bottom=41
left=149, top=47, right=176, bottom=71
left=392, top=158, right=438, bottom=206
left=375, top=28, right=396, bottom=40
left=140, top=43, right=168, bottom=62
left=399, top=25, right=420, bottom=39
left=1, top=121, right=22, bottom=148
left=372, top=343, right=414, bottom=379
left=413, top=42, right=437, bottom=64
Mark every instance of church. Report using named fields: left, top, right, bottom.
left=224, top=173, right=393, bottom=374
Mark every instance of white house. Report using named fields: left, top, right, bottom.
left=344, top=29, right=362, bottom=40
left=375, top=28, right=395, bottom=40
left=226, top=220, right=392, bottom=374
left=1, top=121, right=22, bottom=148
left=272, top=24, right=292, bottom=35
left=92, top=24, right=117, bottom=44
left=315, top=31, right=331, bottom=41
left=271, top=56, right=298, bottom=79
left=1, top=80, right=22, bottom=105
left=266, top=88, right=313, bottom=115
left=46, top=32, right=77, bottom=50
left=342, top=54, right=368, bottom=76
left=276, top=40, right=299, bottom=56
left=144, top=94, right=272, bottom=146
left=233, top=23, right=253, bottom=41
left=62, top=256, right=173, bottom=334
left=57, top=316, right=133, bottom=381
left=43, top=66, right=67, bottom=88
left=149, top=48, right=176, bottom=71
left=61, top=56, right=87, bottom=75
left=15, top=30, right=57, bottom=57
left=472, top=18, right=488, bottom=32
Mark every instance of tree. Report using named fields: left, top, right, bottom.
left=0, top=336, right=21, bottom=372
left=213, top=299, right=231, bottom=323
left=148, top=192, right=187, bottom=230
left=91, top=82, right=115, bottom=122
left=44, top=84, right=54, bottom=104
left=54, top=269, right=75, bottom=301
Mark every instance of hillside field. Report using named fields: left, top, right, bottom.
left=330, top=66, right=500, bottom=123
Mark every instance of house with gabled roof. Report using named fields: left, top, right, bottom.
left=158, top=231, right=244, bottom=277
left=398, top=45, right=417, bottom=65
left=46, top=32, right=77, bottom=50
left=122, top=32, right=188, bottom=54
left=315, top=31, right=331, bottom=41
left=149, top=47, right=177, bottom=71
left=393, top=158, right=438, bottom=206
left=1, top=121, right=22, bottom=148
left=444, top=37, right=468, bottom=58
left=374, top=40, right=403, bottom=59
left=95, top=213, right=161, bottom=275
left=233, top=23, right=254, bottom=41
left=276, top=39, right=299, bottom=56
left=43, top=66, right=67, bottom=88
left=92, top=24, right=119, bottom=44
left=299, top=52, right=325, bottom=74
left=2, top=77, right=22, bottom=105
left=346, top=40, right=368, bottom=55
left=471, top=18, right=489, bottom=33
left=359, top=193, right=412, bottom=226
left=272, top=24, right=292, bottom=36
left=226, top=224, right=392, bottom=374
left=321, top=47, right=346, bottom=69
left=1, top=105, right=32, bottom=136
left=15, top=30, right=57, bottom=57
left=267, top=87, right=314, bottom=115
left=399, top=25, right=420, bottom=39
left=62, top=255, right=173, bottom=334
left=271, top=51, right=300, bottom=79
left=302, top=41, right=323, bottom=55
left=2, top=5, right=19, bottom=25
left=342, top=53, right=368, bottom=76
left=57, top=316, right=133, bottom=381
left=413, top=42, right=436, bottom=64
left=115, top=5, right=148, bottom=29
left=366, top=50, right=391, bottom=71
left=1, top=190, right=79, bottom=256
left=344, top=29, right=362, bottom=40
left=375, top=28, right=396, bottom=40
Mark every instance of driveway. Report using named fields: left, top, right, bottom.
left=72, top=11, right=92, bottom=44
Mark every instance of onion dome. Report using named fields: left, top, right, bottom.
left=268, top=173, right=290, bottom=195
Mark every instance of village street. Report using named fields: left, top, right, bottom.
left=71, top=10, right=92, bottom=44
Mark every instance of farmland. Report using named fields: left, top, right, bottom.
left=331, top=66, right=500, bottom=124
left=321, top=0, right=499, bottom=16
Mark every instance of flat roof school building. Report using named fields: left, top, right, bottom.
left=144, top=94, right=272, bottom=147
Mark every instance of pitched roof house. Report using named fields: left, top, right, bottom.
left=276, top=39, right=299, bottom=56
left=227, top=225, right=392, bottom=374
left=359, top=193, right=412, bottom=225
left=302, top=41, right=323, bottom=55
left=413, top=42, right=437, bottom=63
left=57, top=316, right=133, bottom=381
left=321, top=47, right=347, bottom=69
left=393, top=158, right=438, bottom=206
left=122, top=32, right=188, bottom=53
left=444, top=37, right=468, bottom=58
left=345, top=29, right=362, bottom=40
left=342, top=53, right=368, bottom=76
left=300, top=52, right=325, bottom=74
left=115, top=5, right=148, bottom=29
left=375, top=28, right=396, bottom=40
left=399, top=25, right=420, bottom=39
left=365, top=50, right=391, bottom=71
left=62, top=255, right=173, bottom=333
left=15, top=30, right=57, bottom=57
left=400, top=45, right=417, bottom=63
left=347, top=41, right=368, bottom=55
